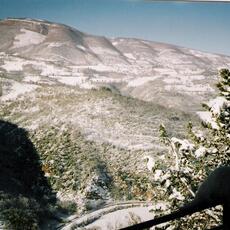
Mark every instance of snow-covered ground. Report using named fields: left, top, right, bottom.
left=90, top=46, right=119, bottom=56
left=0, top=53, right=221, bottom=100
left=1, top=80, right=38, bottom=101
left=127, top=76, right=161, bottom=87
left=124, top=53, right=136, bottom=60
left=61, top=202, right=154, bottom=230
left=197, top=111, right=219, bottom=129
left=23, top=75, right=42, bottom=83
left=164, top=83, right=215, bottom=94
left=143, top=155, right=155, bottom=172
left=76, top=45, right=86, bottom=51
left=85, top=206, right=154, bottom=230
left=2, top=58, right=26, bottom=71
left=48, top=42, right=65, bottom=48
left=13, top=28, right=46, bottom=48
left=1, top=37, right=229, bottom=102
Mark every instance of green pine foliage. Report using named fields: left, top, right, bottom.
left=153, top=69, right=230, bottom=229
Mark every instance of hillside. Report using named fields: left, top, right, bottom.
left=0, top=18, right=230, bottom=229
left=1, top=18, right=230, bottom=111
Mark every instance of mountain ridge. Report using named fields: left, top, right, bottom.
left=1, top=18, right=230, bottom=113
left=2, top=17, right=230, bottom=58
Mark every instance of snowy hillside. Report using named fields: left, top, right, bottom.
left=1, top=18, right=230, bottom=111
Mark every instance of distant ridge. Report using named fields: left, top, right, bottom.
left=0, top=17, right=230, bottom=112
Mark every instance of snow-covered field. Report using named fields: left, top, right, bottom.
left=0, top=50, right=224, bottom=100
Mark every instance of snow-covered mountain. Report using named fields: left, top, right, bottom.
left=1, top=18, right=230, bottom=111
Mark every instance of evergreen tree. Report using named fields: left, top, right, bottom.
left=152, top=69, right=230, bottom=229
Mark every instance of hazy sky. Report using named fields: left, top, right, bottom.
left=0, top=0, right=230, bottom=55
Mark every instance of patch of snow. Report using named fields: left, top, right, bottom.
left=23, top=75, right=41, bottom=83
left=13, top=28, right=46, bottom=48
left=163, top=77, right=181, bottom=84
left=161, top=172, right=171, bottom=182
left=197, top=111, right=219, bottom=129
left=40, top=63, right=70, bottom=76
left=165, top=179, right=171, bottom=188
left=194, top=147, right=207, bottom=158
left=0, top=56, right=69, bottom=77
left=48, top=42, right=65, bottom=48
left=171, top=137, right=194, bottom=152
left=90, top=46, right=118, bottom=55
left=23, top=105, right=40, bottom=113
left=1, top=59, right=24, bottom=71
left=127, top=76, right=160, bottom=87
left=85, top=206, right=155, bottom=230
left=193, top=130, right=205, bottom=142
left=169, top=188, right=185, bottom=201
left=91, top=75, right=123, bottom=84
left=124, top=53, right=136, bottom=60
left=77, top=45, right=86, bottom=51
left=57, top=75, right=91, bottom=88
left=58, top=76, right=82, bottom=86
left=143, top=155, right=155, bottom=171
left=165, top=83, right=214, bottom=93
left=163, top=75, right=205, bottom=84
left=154, top=68, right=177, bottom=76
left=1, top=81, right=38, bottom=101
left=80, top=82, right=95, bottom=89
left=189, top=49, right=220, bottom=59
left=207, top=96, right=227, bottom=115
left=154, top=170, right=163, bottom=181
left=90, top=64, right=114, bottom=72
left=112, top=41, right=118, bottom=46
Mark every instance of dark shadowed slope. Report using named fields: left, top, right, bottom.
left=0, top=120, right=58, bottom=229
